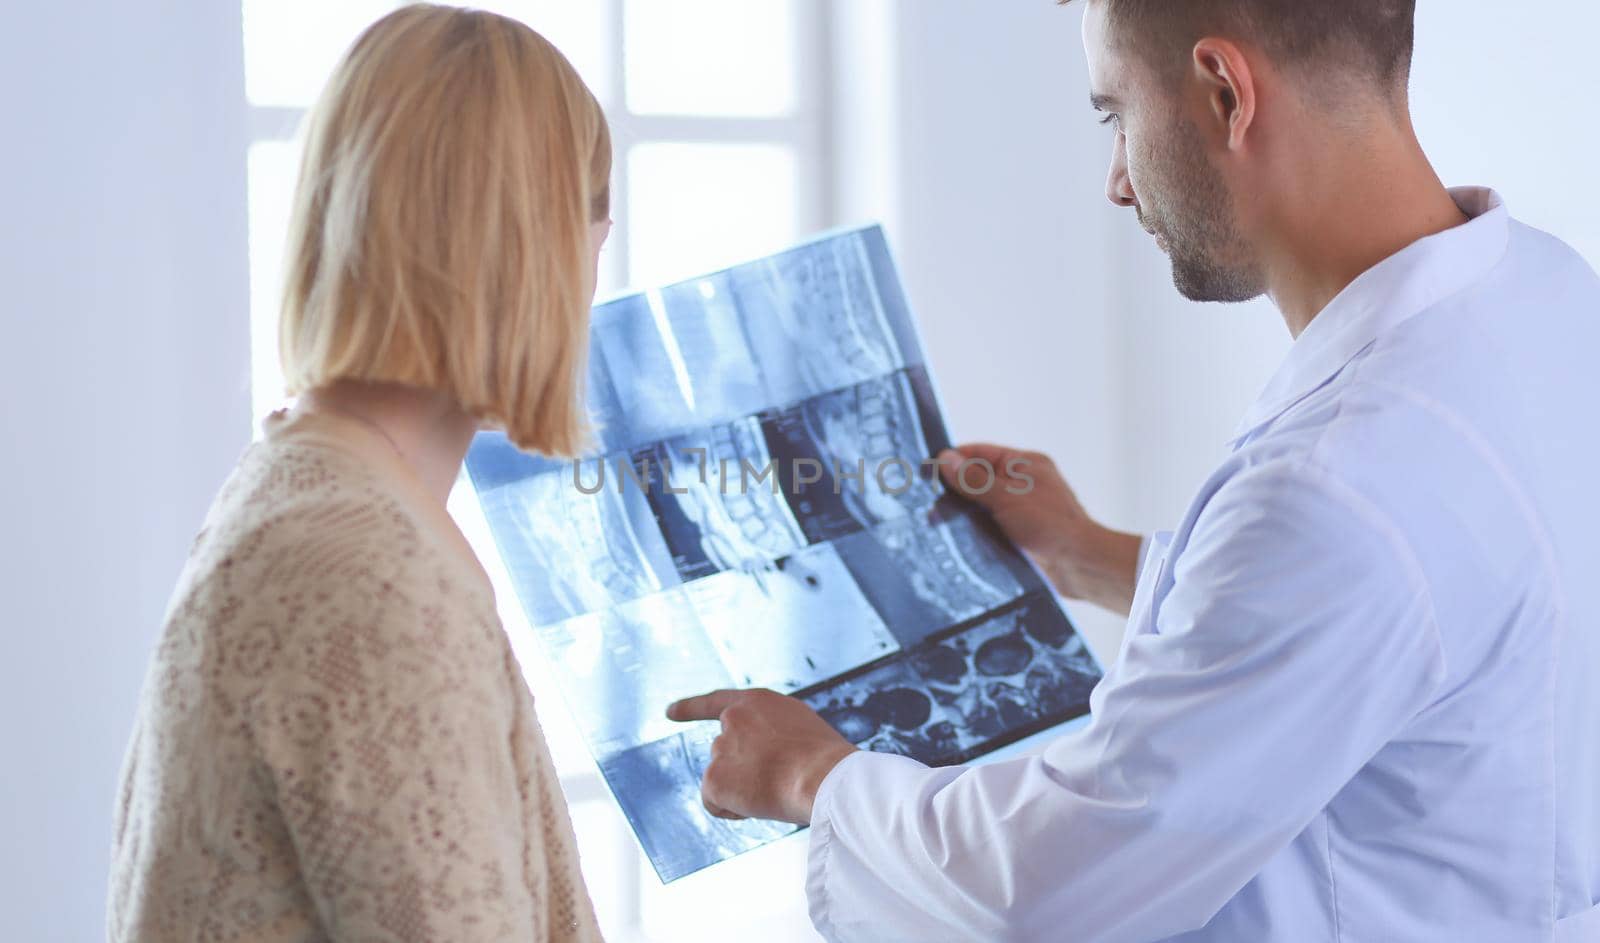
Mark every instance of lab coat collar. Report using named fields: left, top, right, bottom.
left=1227, top=187, right=1510, bottom=447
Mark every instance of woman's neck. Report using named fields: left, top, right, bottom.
left=301, top=380, right=477, bottom=505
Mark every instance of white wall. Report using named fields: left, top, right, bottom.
left=1412, top=0, right=1600, bottom=266
left=0, top=2, right=251, bottom=938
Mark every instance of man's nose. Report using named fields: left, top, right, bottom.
left=1105, top=136, right=1136, bottom=208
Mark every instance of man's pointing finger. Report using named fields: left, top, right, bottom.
left=666, top=689, right=743, bottom=722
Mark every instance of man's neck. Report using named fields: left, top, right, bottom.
left=1260, top=120, right=1468, bottom=338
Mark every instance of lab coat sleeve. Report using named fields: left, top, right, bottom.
left=805, top=460, right=1447, bottom=943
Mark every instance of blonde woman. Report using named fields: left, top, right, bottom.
left=109, top=6, right=610, bottom=941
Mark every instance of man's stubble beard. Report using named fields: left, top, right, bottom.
left=1138, top=119, right=1265, bottom=304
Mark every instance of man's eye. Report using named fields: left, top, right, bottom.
left=1098, top=114, right=1121, bottom=130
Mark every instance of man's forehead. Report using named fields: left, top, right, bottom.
left=1080, top=0, right=1128, bottom=100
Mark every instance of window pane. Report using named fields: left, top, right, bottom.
left=627, top=142, right=799, bottom=287
left=596, top=235, right=625, bottom=301
left=244, top=1, right=610, bottom=108
left=474, top=1, right=615, bottom=104
left=242, top=0, right=397, bottom=108
left=246, top=140, right=301, bottom=422
left=566, top=798, right=642, bottom=940
left=624, top=0, right=796, bottom=117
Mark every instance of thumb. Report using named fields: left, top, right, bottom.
left=938, top=448, right=1002, bottom=501
left=936, top=449, right=971, bottom=493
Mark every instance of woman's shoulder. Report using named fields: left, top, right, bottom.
left=165, top=435, right=502, bottom=673
left=196, top=433, right=423, bottom=582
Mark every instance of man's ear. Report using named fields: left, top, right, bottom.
left=1191, top=38, right=1257, bottom=150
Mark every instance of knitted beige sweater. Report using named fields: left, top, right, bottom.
left=109, top=407, right=603, bottom=942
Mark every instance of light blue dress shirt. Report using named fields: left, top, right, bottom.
left=805, top=189, right=1600, bottom=942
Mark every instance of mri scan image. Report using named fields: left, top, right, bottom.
left=729, top=228, right=915, bottom=406
left=905, top=596, right=1101, bottom=759
left=653, top=276, right=768, bottom=429
left=834, top=508, right=1043, bottom=647
left=801, top=657, right=968, bottom=763
left=464, top=227, right=1100, bottom=882
left=536, top=592, right=735, bottom=757
left=801, top=595, right=1100, bottom=766
left=685, top=542, right=899, bottom=691
left=589, top=293, right=697, bottom=451
left=636, top=418, right=808, bottom=580
left=471, top=449, right=682, bottom=626
left=600, top=725, right=798, bottom=883
left=760, top=368, right=949, bottom=544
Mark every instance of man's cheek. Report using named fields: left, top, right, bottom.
left=1122, top=138, right=1145, bottom=192
left=1126, top=142, right=1164, bottom=212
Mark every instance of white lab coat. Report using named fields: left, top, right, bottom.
left=805, top=189, right=1600, bottom=942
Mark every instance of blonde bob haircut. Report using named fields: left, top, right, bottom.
left=280, top=3, right=611, bottom=456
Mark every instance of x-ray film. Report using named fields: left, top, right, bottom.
left=465, top=226, right=1101, bottom=881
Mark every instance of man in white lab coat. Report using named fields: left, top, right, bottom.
left=669, top=1, right=1600, bottom=939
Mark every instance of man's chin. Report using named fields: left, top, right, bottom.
left=1171, top=259, right=1264, bottom=304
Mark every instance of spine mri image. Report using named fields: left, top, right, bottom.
left=465, top=227, right=1101, bottom=882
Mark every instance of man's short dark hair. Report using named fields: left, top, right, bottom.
left=1066, top=0, right=1417, bottom=88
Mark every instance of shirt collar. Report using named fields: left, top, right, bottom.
left=1227, top=186, right=1510, bottom=447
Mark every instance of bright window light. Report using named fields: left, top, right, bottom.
left=624, top=0, right=797, bottom=117
left=246, top=140, right=300, bottom=420
left=627, top=142, right=800, bottom=286
left=242, top=0, right=395, bottom=108
left=637, top=834, right=817, bottom=943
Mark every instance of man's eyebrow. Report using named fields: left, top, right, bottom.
left=1089, top=93, right=1119, bottom=112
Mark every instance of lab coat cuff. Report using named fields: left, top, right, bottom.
left=809, top=748, right=867, bottom=829
left=806, top=750, right=864, bottom=941
left=806, top=750, right=927, bottom=941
